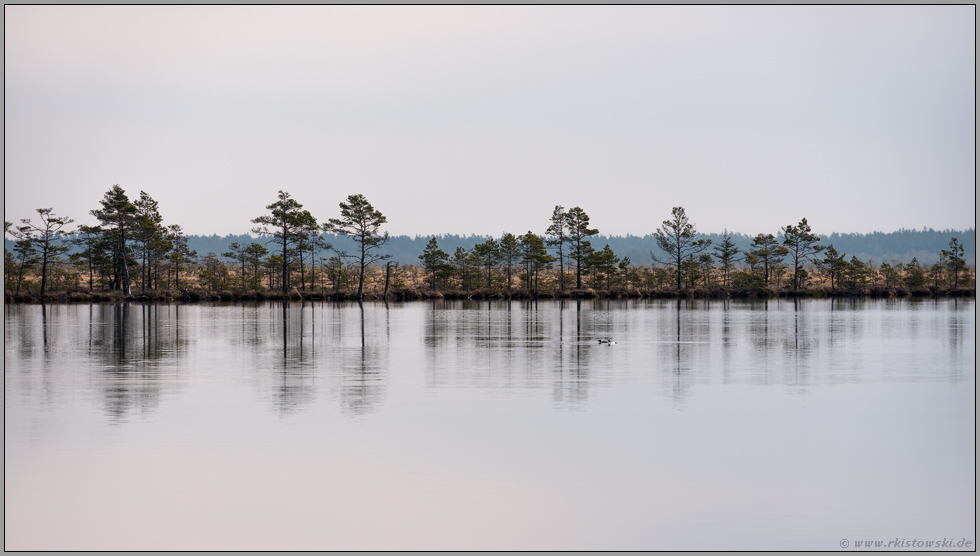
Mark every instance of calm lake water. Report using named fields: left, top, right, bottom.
left=4, top=298, right=975, bottom=550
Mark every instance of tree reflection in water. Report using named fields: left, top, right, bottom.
left=422, top=298, right=595, bottom=410
left=3, top=298, right=971, bottom=426
left=337, top=301, right=388, bottom=416
left=22, top=303, right=187, bottom=423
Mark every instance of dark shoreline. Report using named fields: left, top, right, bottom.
left=5, top=285, right=975, bottom=305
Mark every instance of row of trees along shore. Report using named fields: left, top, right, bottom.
left=5, top=186, right=976, bottom=302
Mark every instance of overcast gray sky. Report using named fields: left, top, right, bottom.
left=4, top=5, right=975, bottom=237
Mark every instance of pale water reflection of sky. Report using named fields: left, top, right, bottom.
left=3, top=300, right=975, bottom=549
left=4, top=300, right=975, bottom=550
left=3, top=6, right=975, bottom=237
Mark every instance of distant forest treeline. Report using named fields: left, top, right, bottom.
left=17, top=227, right=964, bottom=267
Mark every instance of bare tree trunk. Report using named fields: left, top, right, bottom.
left=120, top=231, right=132, bottom=296
left=40, top=248, right=49, bottom=296
left=281, top=234, right=288, bottom=294
left=357, top=242, right=366, bottom=300
left=383, top=261, right=394, bottom=299
left=676, top=245, right=682, bottom=290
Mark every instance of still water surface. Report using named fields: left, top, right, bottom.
left=4, top=298, right=975, bottom=550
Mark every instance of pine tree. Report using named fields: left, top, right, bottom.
left=652, top=206, right=712, bottom=290
left=251, top=191, right=306, bottom=294
left=519, top=231, right=553, bottom=290
left=546, top=206, right=569, bottom=291
left=782, top=218, right=824, bottom=291
left=244, top=243, right=269, bottom=290
left=681, top=255, right=701, bottom=288
left=698, top=253, right=714, bottom=287
left=223, top=242, right=250, bottom=289
left=879, top=263, right=901, bottom=289
left=90, top=185, right=137, bottom=295
left=585, top=244, right=619, bottom=289
left=472, top=238, right=503, bottom=288
left=566, top=207, right=599, bottom=289
left=618, top=256, right=633, bottom=289
left=748, top=233, right=788, bottom=287
left=712, top=232, right=742, bottom=288
left=499, top=233, right=520, bottom=291
left=844, top=256, right=868, bottom=291
left=817, top=245, right=847, bottom=291
left=450, top=247, right=473, bottom=290
left=323, top=194, right=391, bottom=300
left=290, top=210, right=320, bottom=291
left=12, top=208, right=74, bottom=296
left=167, top=225, right=197, bottom=290
left=198, top=252, right=230, bottom=292
left=134, top=191, right=164, bottom=291
left=310, top=235, right=331, bottom=292
left=903, top=257, right=925, bottom=289
left=418, top=237, right=450, bottom=290
left=942, top=238, right=966, bottom=289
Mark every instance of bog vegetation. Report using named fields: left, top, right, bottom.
left=5, top=185, right=976, bottom=303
